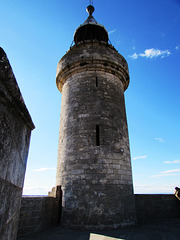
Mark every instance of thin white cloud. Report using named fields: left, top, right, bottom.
left=33, top=168, right=56, bottom=172
left=175, top=45, right=179, bottom=50
left=164, top=160, right=180, bottom=164
left=108, top=29, right=116, bottom=35
left=154, top=138, right=166, bottom=143
left=132, top=155, right=147, bottom=160
left=130, top=48, right=171, bottom=59
left=134, top=183, right=178, bottom=194
left=161, top=169, right=180, bottom=174
left=140, top=48, right=171, bottom=58
left=130, top=53, right=138, bottom=59
left=151, top=173, right=177, bottom=178
left=150, top=168, right=180, bottom=178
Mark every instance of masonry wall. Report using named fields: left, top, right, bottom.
left=17, top=197, right=57, bottom=239
left=56, top=42, right=136, bottom=229
left=0, top=48, right=34, bottom=240
left=16, top=194, right=180, bottom=238
left=17, top=186, right=62, bottom=239
left=135, top=194, right=180, bottom=222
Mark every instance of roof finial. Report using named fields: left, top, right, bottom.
left=86, top=4, right=95, bottom=16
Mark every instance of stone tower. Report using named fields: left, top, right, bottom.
left=56, top=5, right=136, bottom=228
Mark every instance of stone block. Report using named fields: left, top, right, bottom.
left=90, top=234, right=123, bottom=240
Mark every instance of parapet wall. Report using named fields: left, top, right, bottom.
left=17, top=193, right=180, bottom=238
left=17, top=186, right=62, bottom=239
left=135, top=194, right=180, bottom=222
left=17, top=197, right=57, bottom=239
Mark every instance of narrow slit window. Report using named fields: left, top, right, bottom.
left=96, top=125, right=100, bottom=146
left=96, top=77, right=98, bottom=87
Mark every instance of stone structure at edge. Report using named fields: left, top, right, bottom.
left=56, top=5, right=136, bottom=228
left=0, top=47, right=34, bottom=240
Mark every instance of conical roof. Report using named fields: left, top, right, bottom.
left=74, top=5, right=109, bottom=44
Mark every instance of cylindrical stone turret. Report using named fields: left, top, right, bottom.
left=56, top=5, right=136, bottom=229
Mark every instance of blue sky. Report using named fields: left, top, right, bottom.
left=1, top=0, right=180, bottom=195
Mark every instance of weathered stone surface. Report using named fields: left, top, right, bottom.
left=17, top=193, right=61, bottom=238
left=14, top=194, right=180, bottom=239
left=56, top=41, right=136, bottom=229
left=56, top=42, right=129, bottom=93
left=135, top=194, right=180, bottom=222
left=0, top=48, right=34, bottom=240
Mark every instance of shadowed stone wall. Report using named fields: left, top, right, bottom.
left=17, top=197, right=56, bottom=239
left=135, top=194, right=180, bottom=222
left=16, top=194, right=180, bottom=239
left=56, top=42, right=136, bottom=229
left=0, top=47, right=34, bottom=240
left=17, top=186, right=62, bottom=239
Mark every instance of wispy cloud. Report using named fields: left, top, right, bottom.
left=151, top=173, right=177, bottom=178
left=151, top=168, right=180, bottom=178
left=161, top=169, right=180, bottom=174
left=108, top=29, right=116, bottom=35
left=175, top=45, right=179, bottom=50
left=140, top=49, right=171, bottom=58
left=130, top=53, right=138, bottom=59
left=164, top=160, right=180, bottom=164
left=133, top=155, right=147, bottom=160
left=154, top=138, right=166, bottom=143
left=33, top=168, right=56, bottom=172
left=134, top=183, right=178, bottom=194
left=129, top=48, right=171, bottom=59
